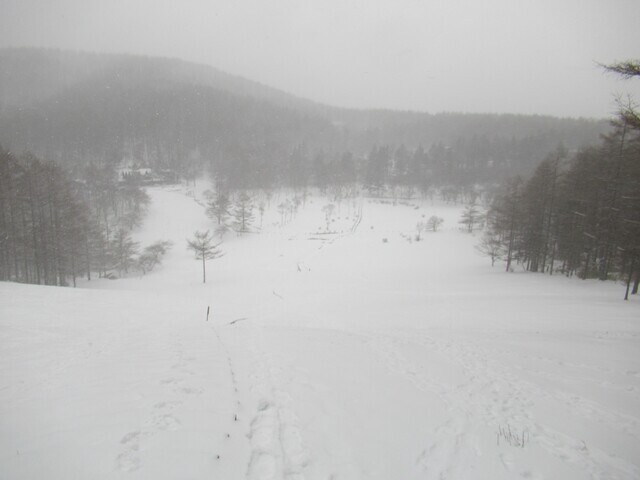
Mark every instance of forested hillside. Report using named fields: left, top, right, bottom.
left=0, top=48, right=609, bottom=190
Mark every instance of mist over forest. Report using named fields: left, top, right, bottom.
left=1, top=48, right=608, bottom=189
left=0, top=32, right=639, bottom=479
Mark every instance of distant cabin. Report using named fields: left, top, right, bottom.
left=118, top=167, right=177, bottom=186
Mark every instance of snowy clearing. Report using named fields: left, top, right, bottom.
left=1, top=185, right=639, bottom=480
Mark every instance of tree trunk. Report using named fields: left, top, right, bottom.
left=202, top=254, right=206, bottom=284
left=86, top=236, right=91, bottom=281
left=625, top=257, right=635, bottom=300
left=506, top=226, right=515, bottom=272
left=582, top=252, right=591, bottom=280
left=28, top=185, right=41, bottom=285
left=72, top=255, right=77, bottom=288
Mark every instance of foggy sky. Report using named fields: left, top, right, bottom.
left=2, top=0, right=639, bottom=118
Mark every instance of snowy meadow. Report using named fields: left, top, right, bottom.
left=1, top=184, right=639, bottom=480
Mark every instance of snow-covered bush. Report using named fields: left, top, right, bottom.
left=137, top=240, right=173, bottom=274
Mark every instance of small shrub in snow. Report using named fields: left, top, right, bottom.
left=137, top=240, right=173, bottom=274
left=416, top=220, right=428, bottom=241
left=496, top=424, right=529, bottom=448
left=427, top=215, right=444, bottom=232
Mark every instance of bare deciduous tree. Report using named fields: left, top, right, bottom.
left=476, top=232, right=503, bottom=267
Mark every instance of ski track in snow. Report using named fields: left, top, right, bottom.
left=311, top=200, right=363, bottom=251
left=245, top=327, right=310, bottom=480
left=365, top=329, right=640, bottom=479
left=3, top=187, right=639, bottom=480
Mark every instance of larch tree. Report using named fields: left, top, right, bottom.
left=476, top=231, right=503, bottom=267
left=459, top=198, right=481, bottom=233
left=603, top=59, right=640, bottom=298
left=426, top=215, right=444, bottom=232
left=111, top=228, right=139, bottom=276
left=233, top=192, right=254, bottom=233
left=519, top=147, right=566, bottom=273
left=206, top=190, right=231, bottom=225
left=490, top=176, right=524, bottom=272
left=187, top=230, right=223, bottom=283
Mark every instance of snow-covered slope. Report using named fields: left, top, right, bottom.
left=1, top=185, right=639, bottom=479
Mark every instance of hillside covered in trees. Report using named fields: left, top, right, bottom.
left=0, top=48, right=609, bottom=190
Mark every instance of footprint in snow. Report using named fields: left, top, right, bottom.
left=120, top=431, right=141, bottom=445
left=117, top=431, right=142, bottom=472
left=160, top=377, right=183, bottom=385
left=154, top=400, right=183, bottom=410
left=247, top=451, right=277, bottom=480
left=178, top=386, right=203, bottom=395
left=155, top=413, right=181, bottom=431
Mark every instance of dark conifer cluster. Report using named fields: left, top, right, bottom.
left=482, top=61, right=640, bottom=296
left=0, top=146, right=161, bottom=286
left=484, top=125, right=640, bottom=295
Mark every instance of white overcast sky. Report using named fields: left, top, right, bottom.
left=1, top=0, right=639, bottom=118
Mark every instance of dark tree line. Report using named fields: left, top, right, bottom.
left=0, top=145, right=154, bottom=286
left=482, top=60, right=640, bottom=297
left=484, top=125, right=640, bottom=295
left=0, top=147, right=92, bottom=285
left=211, top=135, right=552, bottom=196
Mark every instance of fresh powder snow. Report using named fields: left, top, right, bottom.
left=1, top=184, right=639, bottom=479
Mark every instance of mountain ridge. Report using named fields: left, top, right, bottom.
left=0, top=47, right=611, bottom=186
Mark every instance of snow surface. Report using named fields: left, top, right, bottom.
left=1, top=184, right=639, bottom=480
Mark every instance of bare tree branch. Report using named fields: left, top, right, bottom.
left=601, top=60, right=640, bottom=79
